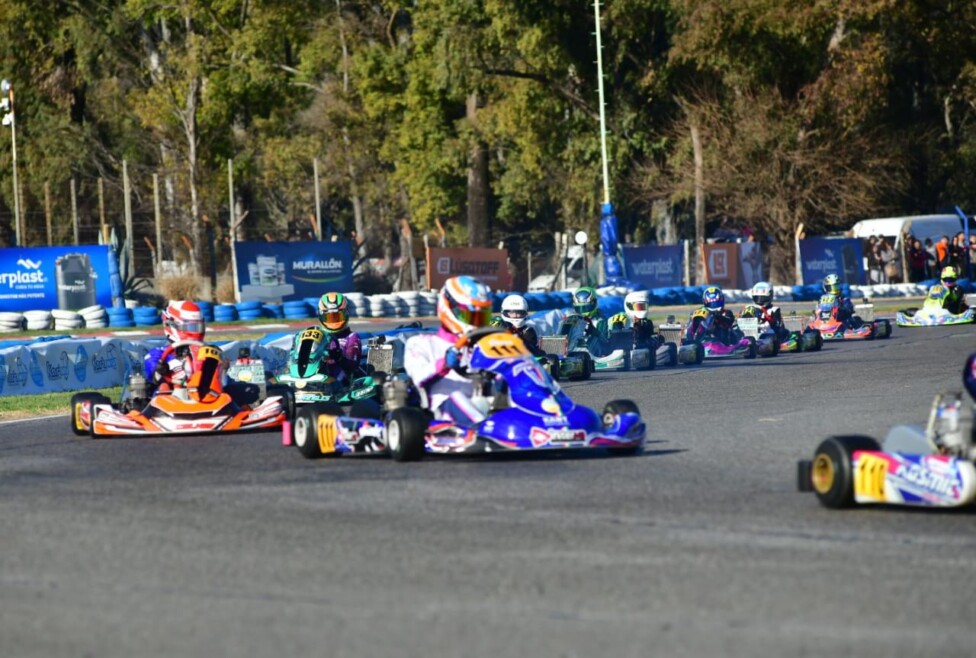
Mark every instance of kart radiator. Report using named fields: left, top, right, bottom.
left=366, top=345, right=395, bottom=374
left=783, top=316, right=806, bottom=332
left=854, top=304, right=875, bottom=321
left=539, top=336, right=568, bottom=356
left=658, top=323, right=683, bottom=344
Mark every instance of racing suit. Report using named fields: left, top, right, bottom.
left=609, top=313, right=657, bottom=349
left=740, top=303, right=787, bottom=340
left=578, top=313, right=610, bottom=355
left=320, top=327, right=363, bottom=383
left=687, top=307, right=737, bottom=344
left=944, top=288, right=969, bottom=315
left=493, top=318, right=546, bottom=357
left=144, top=344, right=190, bottom=393
left=404, top=328, right=486, bottom=427
left=828, top=294, right=856, bottom=324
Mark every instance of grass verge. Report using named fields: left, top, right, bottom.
left=0, top=387, right=122, bottom=422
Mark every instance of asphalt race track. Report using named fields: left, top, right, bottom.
left=2, top=327, right=975, bottom=658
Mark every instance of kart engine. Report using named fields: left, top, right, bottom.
left=926, top=392, right=975, bottom=460
left=122, top=371, right=150, bottom=412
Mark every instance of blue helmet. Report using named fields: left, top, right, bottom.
left=702, top=286, right=725, bottom=312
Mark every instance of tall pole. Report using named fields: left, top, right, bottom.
left=593, top=0, right=611, bottom=205
left=313, top=157, right=322, bottom=240
left=44, top=181, right=52, bottom=246
left=153, top=173, right=162, bottom=266
left=2, top=80, right=21, bottom=246
left=227, top=158, right=240, bottom=302
left=98, top=177, right=107, bottom=244
left=123, top=159, right=134, bottom=276
left=70, top=178, right=79, bottom=245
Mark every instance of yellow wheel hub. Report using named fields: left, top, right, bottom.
left=812, top=453, right=835, bottom=495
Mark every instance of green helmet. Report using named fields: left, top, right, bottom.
left=572, top=286, right=599, bottom=318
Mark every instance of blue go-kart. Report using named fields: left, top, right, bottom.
left=291, top=327, right=647, bottom=461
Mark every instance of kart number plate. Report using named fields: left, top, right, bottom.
left=854, top=452, right=888, bottom=502
left=316, top=415, right=338, bottom=453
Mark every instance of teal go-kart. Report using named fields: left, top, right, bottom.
left=291, top=327, right=646, bottom=461
left=271, top=328, right=387, bottom=407
left=542, top=313, right=681, bottom=372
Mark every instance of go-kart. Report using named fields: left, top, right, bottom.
left=896, top=285, right=974, bottom=327
left=683, top=309, right=777, bottom=359
left=808, top=294, right=891, bottom=340
left=70, top=340, right=292, bottom=437
left=738, top=305, right=822, bottom=353
left=798, top=354, right=976, bottom=509
left=291, top=327, right=646, bottom=461
left=544, top=313, right=654, bottom=372
left=269, top=327, right=388, bottom=406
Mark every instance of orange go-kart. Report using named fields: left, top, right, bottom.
left=70, top=340, right=293, bottom=437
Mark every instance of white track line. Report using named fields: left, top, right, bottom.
left=0, top=413, right=68, bottom=426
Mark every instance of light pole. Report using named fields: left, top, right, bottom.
left=575, top=230, right=589, bottom=286
left=1, top=79, right=21, bottom=246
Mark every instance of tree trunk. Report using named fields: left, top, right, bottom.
left=466, top=92, right=490, bottom=247
left=690, top=120, right=705, bottom=284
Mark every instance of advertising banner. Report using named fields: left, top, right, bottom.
left=0, top=337, right=147, bottom=396
left=233, top=240, right=354, bottom=302
left=622, top=244, right=684, bottom=288
left=702, top=243, right=741, bottom=289
left=799, top=238, right=865, bottom=285
left=426, top=247, right=511, bottom=290
left=0, top=245, right=115, bottom=312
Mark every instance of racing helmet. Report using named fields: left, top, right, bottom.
left=823, top=273, right=841, bottom=296
left=751, top=281, right=773, bottom=307
left=437, top=275, right=493, bottom=337
left=941, top=266, right=959, bottom=289
left=572, top=286, right=599, bottom=318
left=162, top=300, right=205, bottom=343
left=624, top=291, right=650, bottom=321
left=702, top=286, right=725, bottom=312
left=500, top=294, right=530, bottom=329
left=318, top=292, right=349, bottom=332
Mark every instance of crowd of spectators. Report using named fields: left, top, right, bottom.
left=901, top=231, right=975, bottom=283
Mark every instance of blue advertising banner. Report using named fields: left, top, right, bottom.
left=799, top=238, right=865, bottom=285
left=622, top=244, right=684, bottom=288
left=0, top=245, right=115, bottom=312
left=233, top=240, right=354, bottom=302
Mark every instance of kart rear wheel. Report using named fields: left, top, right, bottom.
left=267, top=384, right=295, bottom=420
left=809, top=435, right=881, bottom=509
left=387, top=407, right=428, bottom=462
left=70, top=392, right=110, bottom=437
left=664, top=342, right=678, bottom=367
left=545, top=355, right=561, bottom=382
left=578, top=353, right=593, bottom=380
left=293, top=402, right=345, bottom=459
left=744, top=336, right=758, bottom=359
left=875, top=319, right=892, bottom=339
left=602, top=400, right=642, bottom=456
left=349, top=398, right=382, bottom=420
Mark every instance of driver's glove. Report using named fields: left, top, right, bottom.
left=443, top=347, right=462, bottom=371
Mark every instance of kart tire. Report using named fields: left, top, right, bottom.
left=545, top=355, right=561, bottom=382
left=387, top=407, right=428, bottom=462
left=293, top=402, right=344, bottom=459
left=744, top=336, right=757, bottom=359
left=601, top=399, right=642, bottom=456
left=266, top=384, right=295, bottom=421
left=875, top=319, right=891, bottom=339
left=579, top=353, right=593, bottom=380
left=666, top=342, right=678, bottom=367
left=349, top=398, right=382, bottom=420
left=809, top=435, right=880, bottom=509
left=70, top=392, right=110, bottom=437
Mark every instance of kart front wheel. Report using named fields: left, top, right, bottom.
left=545, top=355, right=561, bottom=382
left=808, top=435, right=880, bottom=509
left=293, top=402, right=345, bottom=459
left=70, top=392, right=111, bottom=437
left=387, top=408, right=428, bottom=462
left=602, top=399, right=642, bottom=456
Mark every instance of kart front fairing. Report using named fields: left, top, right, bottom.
left=687, top=315, right=752, bottom=357
left=466, top=333, right=643, bottom=450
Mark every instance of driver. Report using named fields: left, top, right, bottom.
left=939, top=266, right=969, bottom=315
left=687, top=286, right=737, bottom=343
left=492, top=293, right=546, bottom=356
left=144, top=300, right=206, bottom=393
left=572, top=286, right=609, bottom=351
left=822, top=274, right=855, bottom=323
left=609, top=290, right=657, bottom=347
left=404, top=275, right=493, bottom=426
left=740, top=281, right=786, bottom=337
left=316, top=292, right=363, bottom=382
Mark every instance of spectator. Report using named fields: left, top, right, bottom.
left=907, top=238, right=928, bottom=283
left=880, top=237, right=899, bottom=283
left=935, top=235, right=950, bottom=270
left=950, top=232, right=967, bottom=272
left=969, top=234, right=976, bottom=279
left=867, top=241, right=885, bottom=284
left=924, top=238, right=938, bottom=278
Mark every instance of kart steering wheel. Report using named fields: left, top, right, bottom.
left=159, top=339, right=207, bottom=362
